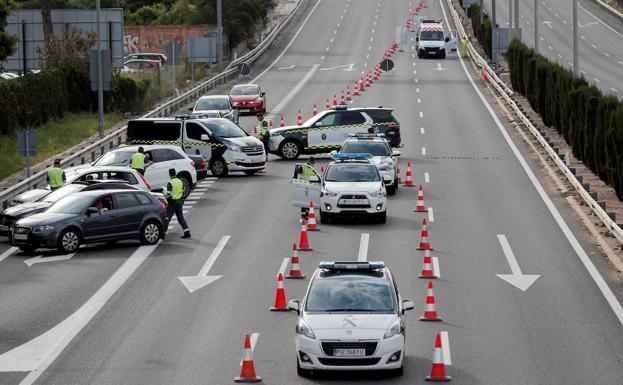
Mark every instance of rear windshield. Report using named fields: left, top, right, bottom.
left=325, top=164, right=381, bottom=182
left=365, top=110, right=396, bottom=123
left=341, top=142, right=390, bottom=156
left=231, top=85, right=259, bottom=95
left=195, top=98, right=231, bottom=111
left=127, top=121, right=180, bottom=141
left=305, top=275, right=395, bottom=312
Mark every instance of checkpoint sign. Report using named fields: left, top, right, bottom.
left=380, top=58, right=394, bottom=72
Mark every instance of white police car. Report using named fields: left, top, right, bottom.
left=291, top=154, right=389, bottom=223
left=288, top=261, right=414, bottom=377
left=336, top=134, right=401, bottom=195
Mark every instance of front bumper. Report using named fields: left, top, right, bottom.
left=320, top=194, right=386, bottom=215
left=226, top=153, right=267, bottom=171
left=419, top=47, right=445, bottom=56
left=295, top=334, right=404, bottom=371
left=10, top=228, right=58, bottom=248
left=233, top=101, right=263, bottom=112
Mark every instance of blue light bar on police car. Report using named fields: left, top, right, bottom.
left=330, top=153, right=373, bottom=160
left=319, top=261, right=385, bottom=270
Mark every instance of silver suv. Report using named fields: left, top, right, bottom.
left=191, top=95, right=239, bottom=124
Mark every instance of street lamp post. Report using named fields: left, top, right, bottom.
left=217, top=0, right=223, bottom=66
left=96, top=0, right=104, bottom=138
left=573, top=0, right=579, bottom=75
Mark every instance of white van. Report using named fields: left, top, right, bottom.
left=416, top=20, right=457, bottom=58
left=126, top=117, right=266, bottom=177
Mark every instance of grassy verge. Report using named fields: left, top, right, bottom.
left=0, top=112, right=124, bottom=181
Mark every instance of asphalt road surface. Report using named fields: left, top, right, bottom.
left=480, top=0, right=623, bottom=97
left=0, top=0, right=622, bottom=384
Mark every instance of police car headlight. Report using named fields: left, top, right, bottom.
left=321, top=189, right=338, bottom=197
left=254, top=97, right=263, bottom=103
left=370, top=188, right=386, bottom=198
left=296, top=318, right=316, bottom=339
left=378, top=164, right=393, bottom=171
left=226, top=143, right=242, bottom=152
left=383, top=319, right=402, bottom=339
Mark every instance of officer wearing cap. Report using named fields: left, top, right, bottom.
left=47, top=159, right=66, bottom=191
left=256, top=112, right=270, bottom=160
left=164, top=168, right=191, bottom=238
left=130, top=146, right=149, bottom=176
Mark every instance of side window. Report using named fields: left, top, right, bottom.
left=120, top=172, right=139, bottom=184
left=186, top=122, right=208, bottom=141
left=136, top=193, right=153, bottom=205
left=318, top=113, right=338, bottom=126
left=338, top=112, right=366, bottom=125
left=115, top=193, right=141, bottom=209
left=150, top=149, right=167, bottom=163
left=165, top=149, right=184, bottom=160
left=365, top=110, right=394, bottom=122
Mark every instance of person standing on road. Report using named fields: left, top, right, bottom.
left=256, top=112, right=270, bottom=160
left=460, top=36, right=469, bottom=58
left=296, top=157, right=318, bottom=219
left=165, top=168, right=191, bottom=239
left=47, top=159, right=66, bottom=191
left=130, top=147, right=149, bottom=176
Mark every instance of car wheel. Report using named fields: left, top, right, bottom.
left=178, top=174, right=192, bottom=199
left=320, top=211, right=331, bottom=224
left=389, top=364, right=404, bottom=377
left=297, top=359, right=312, bottom=378
left=387, top=185, right=396, bottom=195
left=417, top=52, right=423, bottom=59
left=441, top=52, right=446, bottom=59
left=393, top=177, right=399, bottom=192
left=279, top=140, right=302, bottom=160
left=19, top=245, right=37, bottom=254
left=140, top=220, right=161, bottom=245
left=210, top=158, right=229, bottom=177
left=376, top=211, right=387, bottom=224
left=58, top=228, right=81, bottom=253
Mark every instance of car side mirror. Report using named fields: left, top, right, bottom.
left=445, top=36, right=450, bottom=43
left=314, top=122, right=323, bottom=127
left=392, top=150, right=401, bottom=157
left=188, top=107, right=193, bottom=112
left=402, top=300, right=414, bottom=312
left=330, top=150, right=337, bottom=156
left=288, top=299, right=300, bottom=314
left=261, top=92, right=266, bottom=96
left=200, top=134, right=210, bottom=141
left=86, top=207, right=99, bottom=216
left=309, top=175, right=320, bottom=183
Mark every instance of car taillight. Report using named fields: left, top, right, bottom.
left=388, top=123, right=399, bottom=129
left=138, top=173, right=151, bottom=190
left=158, top=198, right=168, bottom=214
left=190, top=161, right=195, bottom=168
left=199, top=159, right=206, bottom=168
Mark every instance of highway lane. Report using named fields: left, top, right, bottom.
left=0, top=0, right=622, bottom=383
left=480, top=0, right=623, bottom=96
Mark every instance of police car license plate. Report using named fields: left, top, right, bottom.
left=13, top=233, right=27, bottom=240
left=339, top=198, right=368, bottom=205
left=0, top=225, right=8, bottom=232
left=333, top=348, right=366, bottom=357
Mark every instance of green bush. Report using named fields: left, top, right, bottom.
left=467, top=4, right=492, bottom=58
left=507, top=39, right=623, bottom=200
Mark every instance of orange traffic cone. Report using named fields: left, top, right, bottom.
left=353, top=81, right=360, bottom=96
left=346, top=86, right=352, bottom=101
left=280, top=116, right=285, bottom=127
left=403, top=161, right=414, bottom=186
left=312, top=104, right=318, bottom=116
left=360, top=78, right=366, bottom=92
left=419, top=281, right=442, bottom=321
left=297, top=109, right=303, bottom=126
left=418, top=249, right=437, bottom=279
left=414, top=184, right=427, bottom=212
left=333, top=94, right=338, bottom=106
left=320, top=165, right=324, bottom=174
left=396, top=163, right=402, bottom=184
left=234, top=334, right=262, bottom=383
left=425, top=332, right=451, bottom=381
left=325, top=98, right=331, bottom=109
left=307, top=201, right=319, bottom=231
left=481, top=66, right=488, bottom=81
left=286, top=243, right=306, bottom=279
left=417, top=217, right=433, bottom=250
left=340, top=90, right=346, bottom=105
left=298, top=218, right=312, bottom=251
left=270, top=273, right=289, bottom=311
left=365, top=73, right=372, bottom=87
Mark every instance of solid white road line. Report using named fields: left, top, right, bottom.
left=578, top=3, right=623, bottom=39
left=278, top=257, right=289, bottom=277
left=432, top=257, right=440, bottom=278
left=240, top=333, right=260, bottom=365
left=358, top=233, right=370, bottom=262
left=421, top=147, right=426, bottom=155
left=440, top=0, right=623, bottom=325
left=270, top=64, right=320, bottom=116
left=428, top=207, right=434, bottom=222
left=0, top=244, right=159, bottom=382
left=420, top=127, right=425, bottom=134
left=0, top=247, right=17, bottom=263
left=425, top=172, right=430, bottom=183
left=440, top=331, right=452, bottom=365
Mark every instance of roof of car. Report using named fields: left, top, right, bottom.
left=72, top=179, right=130, bottom=186
left=197, top=95, right=230, bottom=100
left=72, top=189, right=147, bottom=197
left=71, top=166, right=142, bottom=173
left=109, top=144, right=184, bottom=152
left=232, top=83, right=259, bottom=87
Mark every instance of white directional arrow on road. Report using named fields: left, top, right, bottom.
left=278, top=65, right=295, bottom=70
left=578, top=21, right=598, bottom=29
left=543, top=21, right=553, bottom=29
left=434, top=62, right=447, bottom=71
left=24, top=253, right=76, bottom=267
left=179, top=235, right=230, bottom=293
left=319, top=63, right=355, bottom=71
left=496, top=234, right=540, bottom=291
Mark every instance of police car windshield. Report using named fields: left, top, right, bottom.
left=305, top=275, right=395, bottom=312
left=195, top=98, right=230, bottom=110
left=203, top=120, right=246, bottom=138
left=325, top=164, right=380, bottom=182
left=47, top=195, right=93, bottom=214
left=421, top=31, right=444, bottom=41
left=342, top=142, right=390, bottom=156
left=94, top=151, right=133, bottom=166
left=42, top=184, right=85, bottom=203
left=231, top=86, right=259, bottom=95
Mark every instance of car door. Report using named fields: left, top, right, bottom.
left=336, top=111, right=369, bottom=138
left=144, top=149, right=170, bottom=190
left=445, top=30, right=458, bottom=53
left=307, top=112, right=343, bottom=150
left=112, top=192, right=144, bottom=235
left=183, top=122, right=213, bottom=160
left=291, top=164, right=321, bottom=208
left=81, top=195, right=117, bottom=241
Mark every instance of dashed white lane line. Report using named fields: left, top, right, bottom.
left=373, top=21, right=376, bottom=26
left=370, top=37, right=374, bottom=42
left=421, top=147, right=426, bottom=155
left=366, top=53, right=370, bottom=58
left=420, top=127, right=425, bottom=134
left=364, top=62, right=368, bottom=67
left=416, top=87, right=420, bottom=93
left=413, top=70, right=417, bottom=74
left=417, top=98, right=421, bottom=103
left=340, top=15, right=343, bottom=19
left=562, top=19, right=567, bottom=24
left=428, top=207, right=434, bottom=222
left=326, top=46, right=330, bottom=51
left=358, top=233, right=370, bottom=262
left=333, top=29, right=337, bottom=34
left=330, top=38, right=334, bottom=43
left=618, top=61, right=623, bottom=66
left=321, top=55, right=325, bottom=60
left=440, top=331, right=452, bottom=365
left=432, top=256, right=440, bottom=278
left=239, top=333, right=260, bottom=366
left=604, top=52, right=610, bottom=57
left=419, top=111, right=423, bottom=118
left=412, top=62, right=416, bottom=67
left=0, top=247, right=18, bottom=263
left=590, top=43, right=597, bottom=49
left=193, top=188, right=208, bottom=192
left=594, top=78, right=601, bottom=83
left=415, top=78, right=419, bottom=83
left=278, top=257, right=289, bottom=277
left=368, top=45, right=372, bottom=50
left=425, top=172, right=430, bottom=183
left=581, top=35, right=587, bottom=40
left=548, top=45, right=553, bottom=50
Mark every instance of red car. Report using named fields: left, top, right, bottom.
left=229, top=84, right=266, bottom=114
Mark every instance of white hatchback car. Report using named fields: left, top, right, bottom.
left=288, top=261, right=414, bottom=377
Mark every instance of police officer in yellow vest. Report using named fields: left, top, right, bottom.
left=47, top=159, right=66, bottom=191
left=130, top=147, right=149, bottom=176
left=296, top=157, right=317, bottom=218
left=256, top=112, right=270, bottom=161
left=460, top=36, right=469, bottom=58
left=164, top=168, right=191, bottom=238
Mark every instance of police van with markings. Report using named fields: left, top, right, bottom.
left=415, top=19, right=457, bottom=59
left=126, top=116, right=266, bottom=177
left=269, top=106, right=401, bottom=160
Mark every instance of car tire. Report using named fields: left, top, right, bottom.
left=389, top=364, right=404, bottom=377
left=210, top=158, right=229, bottom=177
left=441, top=52, right=446, bottom=59
left=177, top=173, right=192, bottom=199
left=320, top=211, right=331, bottom=224
left=244, top=170, right=258, bottom=176
left=376, top=211, right=387, bottom=224
left=278, top=139, right=303, bottom=160
left=387, top=185, right=396, bottom=195
left=57, top=228, right=81, bottom=253
left=417, top=52, right=423, bottom=59
left=140, top=220, right=161, bottom=245
left=297, top=359, right=312, bottom=378
left=19, top=245, right=37, bottom=254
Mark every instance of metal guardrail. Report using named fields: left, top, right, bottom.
left=447, top=0, right=623, bottom=246
left=595, top=0, right=623, bottom=19
left=0, top=0, right=305, bottom=209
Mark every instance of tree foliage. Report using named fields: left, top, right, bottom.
left=0, top=0, right=17, bottom=66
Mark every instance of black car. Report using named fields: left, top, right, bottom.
left=268, top=106, right=401, bottom=160
left=0, top=180, right=144, bottom=237
left=10, top=190, right=169, bottom=253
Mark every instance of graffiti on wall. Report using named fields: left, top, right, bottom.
left=123, top=25, right=213, bottom=55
